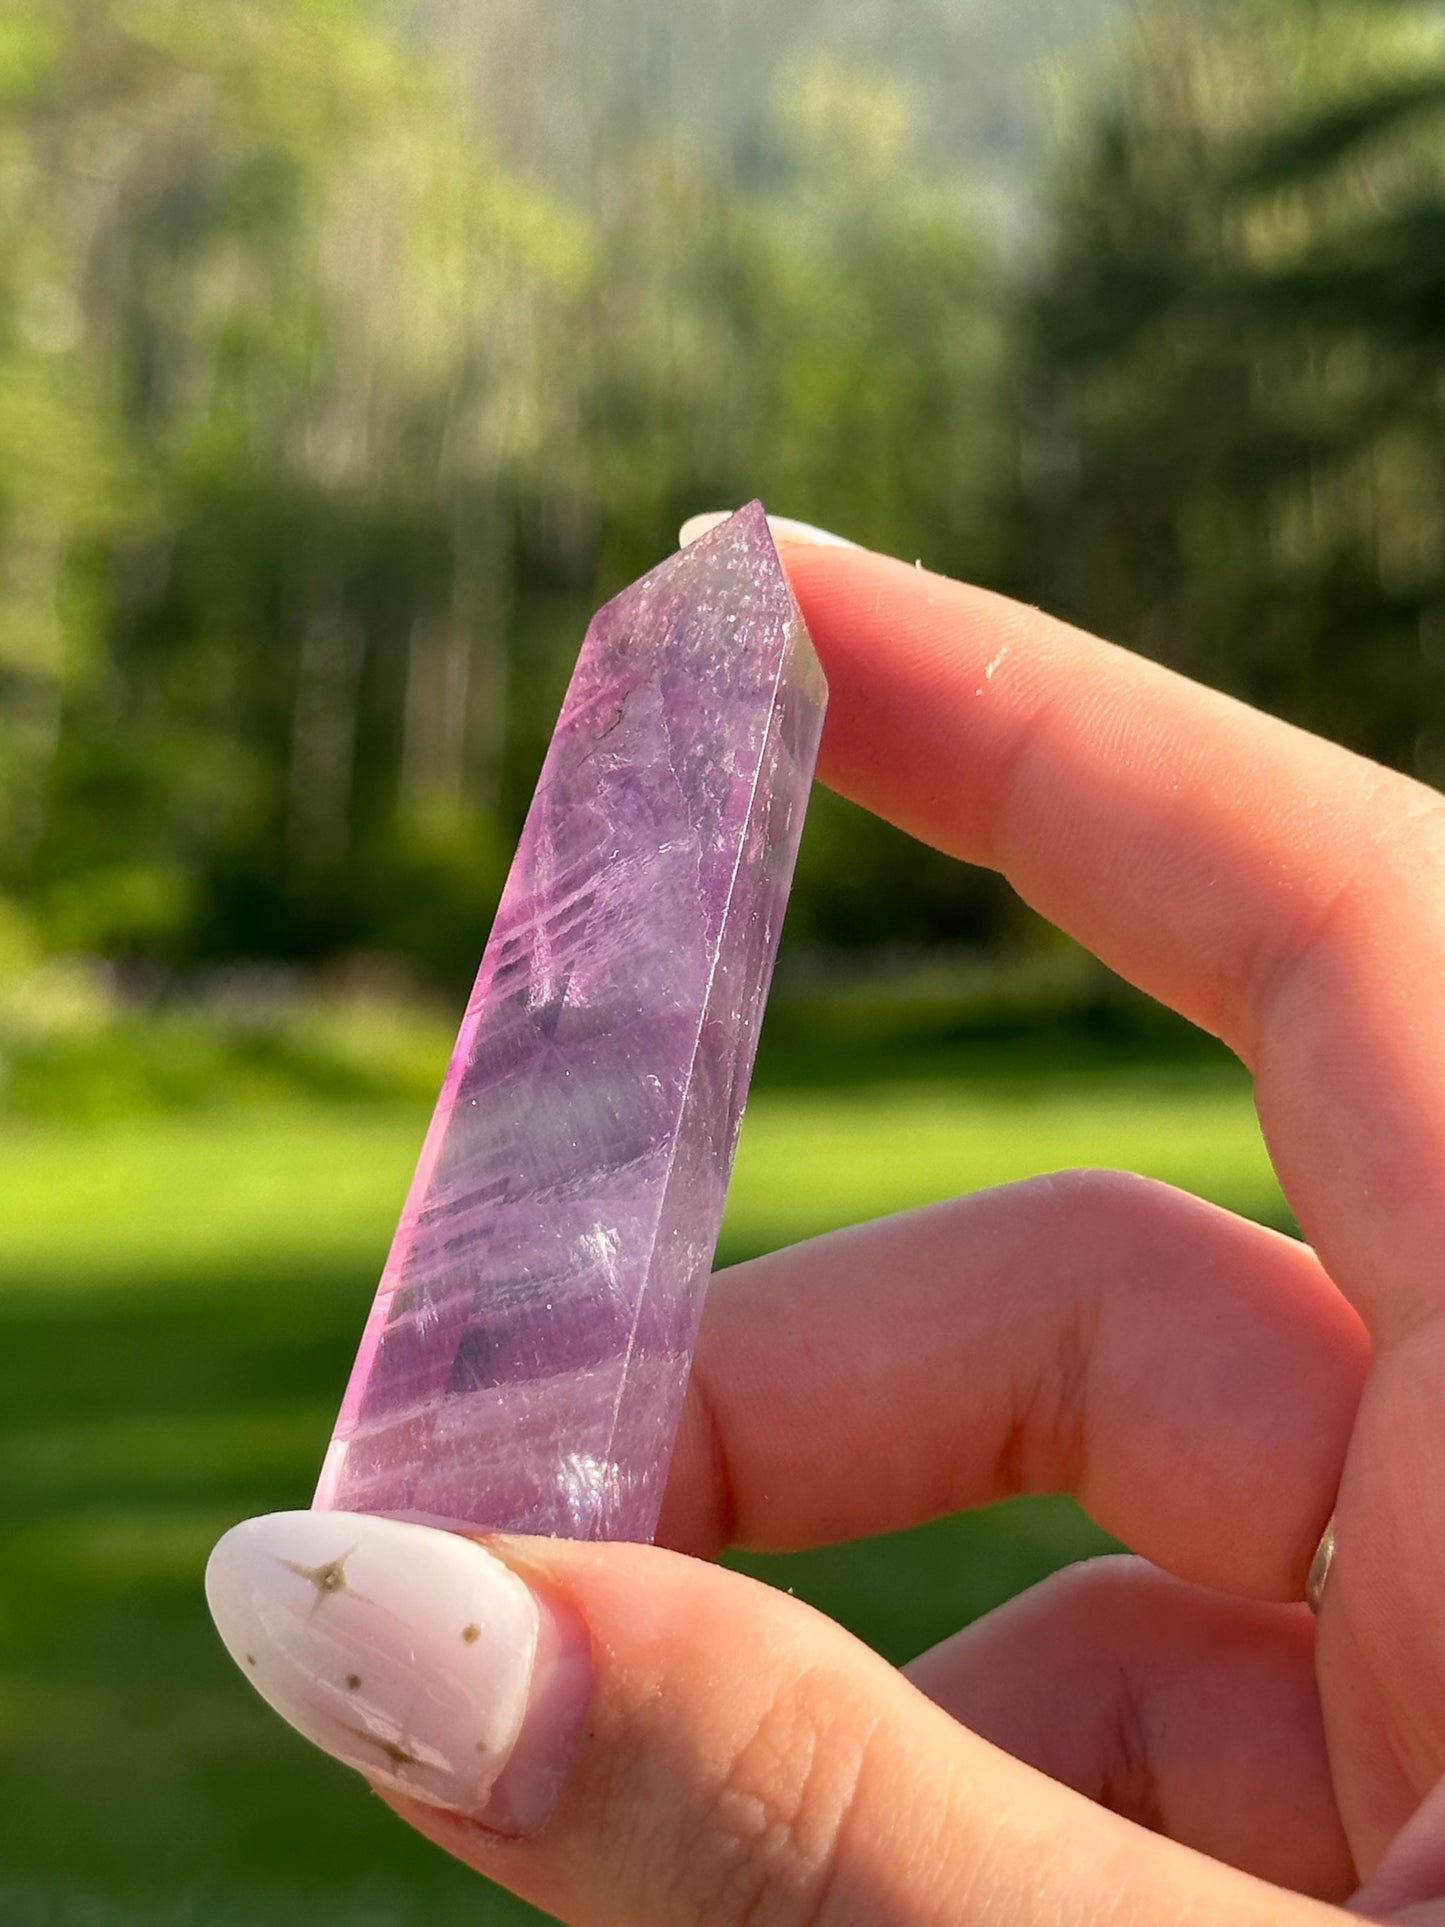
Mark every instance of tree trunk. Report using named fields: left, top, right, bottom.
left=287, top=579, right=365, bottom=870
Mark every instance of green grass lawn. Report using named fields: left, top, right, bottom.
left=0, top=1021, right=1284, bottom=1926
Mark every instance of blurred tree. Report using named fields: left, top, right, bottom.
left=549, top=56, right=1018, bottom=956
left=1011, top=0, right=1445, bottom=777
left=0, top=2, right=1016, bottom=984
left=0, top=0, right=589, bottom=978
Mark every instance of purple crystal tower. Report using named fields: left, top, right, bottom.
left=314, top=503, right=826, bottom=1541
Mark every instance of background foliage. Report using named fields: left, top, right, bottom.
left=3, top=0, right=1443, bottom=1029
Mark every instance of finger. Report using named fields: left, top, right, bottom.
left=772, top=531, right=1445, bottom=1340
left=657, top=1171, right=1366, bottom=1601
left=208, top=1509, right=1341, bottom=1927
left=1351, top=1771, right=1445, bottom=1921
left=1351, top=1771, right=1445, bottom=1918
left=905, top=1555, right=1352, bottom=1900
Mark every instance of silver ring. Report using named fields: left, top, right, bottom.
left=1306, top=1516, right=1336, bottom=1614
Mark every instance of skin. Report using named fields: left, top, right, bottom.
left=380, top=538, right=1445, bottom=1923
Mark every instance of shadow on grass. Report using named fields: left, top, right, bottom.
left=0, top=1243, right=1115, bottom=1922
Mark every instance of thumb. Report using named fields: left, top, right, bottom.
left=207, top=1510, right=1332, bottom=1927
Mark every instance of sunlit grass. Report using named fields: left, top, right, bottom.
left=0, top=1055, right=1279, bottom=1289
left=0, top=1039, right=1279, bottom=1922
left=727, top=1071, right=1280, bottom=1248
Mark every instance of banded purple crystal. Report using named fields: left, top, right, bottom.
left=313, top=503, right=826, bottom=1541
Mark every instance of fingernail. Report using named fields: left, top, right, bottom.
left=205, top=1511, right=590, bottom=1832
left=678, top=510, right=861, bottom=550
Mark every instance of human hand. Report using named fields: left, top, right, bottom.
left=206, top=519, right=1445, bottom=1923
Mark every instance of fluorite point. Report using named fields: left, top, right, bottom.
left=313, top=503, right=826, bottom=1541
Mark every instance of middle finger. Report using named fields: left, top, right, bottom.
left=658, top=1171, right=1367, bottom=1600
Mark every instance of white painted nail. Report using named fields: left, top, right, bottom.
left=679, top=510, right=861, bottom=550
left=205, top=1511, right=588, bottom=1829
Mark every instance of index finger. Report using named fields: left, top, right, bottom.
left=774, top=533, right=1445, bottom=1341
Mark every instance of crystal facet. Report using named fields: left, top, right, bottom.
left=313, top=502, right=826, bottom=1541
